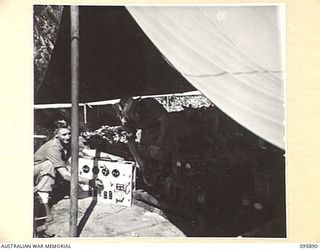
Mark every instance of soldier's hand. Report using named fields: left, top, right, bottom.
left=136, top=158, right=144, bottom=170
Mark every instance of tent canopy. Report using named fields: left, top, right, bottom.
left=35, top=6, right=284, bottom=149
left=35, top=6, right=194, bottom=104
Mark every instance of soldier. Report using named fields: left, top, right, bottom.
left=118, top=97, right=177, bottom=188
left=34, top=120, right=103, bottom=237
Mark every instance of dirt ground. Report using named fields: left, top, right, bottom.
left=45, top=191, right=186, bottom=237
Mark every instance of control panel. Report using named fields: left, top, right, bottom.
left=78, top=157, right=136, bottom=207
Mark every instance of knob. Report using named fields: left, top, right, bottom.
left=92, top=166, right=99, bottom=175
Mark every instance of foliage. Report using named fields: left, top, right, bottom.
left=83, top=125, right=127, bottom=144
left=34, top=5, right=63, bottom=90
left=156, top=95, right=213, bottom=112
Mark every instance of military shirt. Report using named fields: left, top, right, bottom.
left=34, top=138, right=70, bottom=169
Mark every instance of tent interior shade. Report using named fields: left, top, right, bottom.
left=35, top=6, right=285, bottom=149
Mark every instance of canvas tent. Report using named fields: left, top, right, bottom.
left=35, top=6, right=284, bottom=149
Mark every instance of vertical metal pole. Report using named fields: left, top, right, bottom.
left=84, top=104, right=87, bottom=124
left=166, top=95, right=170, bottom=111
left=70, top=5, right=79, bottom=237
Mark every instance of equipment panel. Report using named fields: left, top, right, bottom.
left=79, top=157, right=136, bottom=207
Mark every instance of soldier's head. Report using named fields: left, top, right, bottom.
left=54, top=120, right=71, bottom=146
left=119, top=97, right=139, bottom=122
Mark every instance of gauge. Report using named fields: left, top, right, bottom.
left=112, top=169, right=120, bottom=177
left=82, top=165, right=90, bottom=173
left=102, top=168, right=109, bottom=176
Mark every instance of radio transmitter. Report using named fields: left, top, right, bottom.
left=78, top=157, right=136, bottom=207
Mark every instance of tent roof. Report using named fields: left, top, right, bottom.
left=35, top=6, right=194, bottom=104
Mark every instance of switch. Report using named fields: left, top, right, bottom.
left=116, top=184, right=124, bottom=191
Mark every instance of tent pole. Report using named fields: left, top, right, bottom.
left=70, top=5, right=80, bottom=238
left=166, top=95, right=170, bottom=111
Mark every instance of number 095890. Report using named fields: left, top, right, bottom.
left=300, top=244, right=318, bottom=248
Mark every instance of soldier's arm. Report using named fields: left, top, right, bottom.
left=56, top=166, right=90, bottom=185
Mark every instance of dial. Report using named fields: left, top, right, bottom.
left=112, top=169, right=120, bottom=177
left=102, top=168, right=109, bottom=176
left=82, top=165, right=90, bottom=173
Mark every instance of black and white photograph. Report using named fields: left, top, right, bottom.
left=33, top=5, right=286, bottom=238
